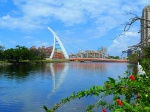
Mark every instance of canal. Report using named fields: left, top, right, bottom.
left=0, top=62, right=135, bottom=112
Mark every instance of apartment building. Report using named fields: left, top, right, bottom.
left=141, top=5, right=150, bottom=46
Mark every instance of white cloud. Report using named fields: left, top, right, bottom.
left=107, top=31, right=140, bottom=56
left=0, top=41, right=4, bottom=46
left=33, top=40, right=49, bottom=47
left=1, top=0, right=148, bottom=31
left=125, top=31, right=139, bottom=37
left=0, top=15, right=42, bottom=30
left=23, top=36, right=33, bottom=39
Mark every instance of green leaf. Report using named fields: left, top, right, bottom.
left=98, top=86, right=104, bottom=90
left=144, top=107, right=150, bottom=111
left=122, top=101, right=132, bottom=109
left=108, top=77, right=115, bottom=83
left=43, top=105, right=48, bottom=111
left=115, top=108, right=124, bottom=112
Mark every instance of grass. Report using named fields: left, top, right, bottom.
left=32, top=59, right=69, bottom=63
left=0, top=59, right=69, bottom=65
left=0, top=61, right=11, bottom=65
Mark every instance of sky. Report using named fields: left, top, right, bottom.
left=0, top=0, right=150, bottom=56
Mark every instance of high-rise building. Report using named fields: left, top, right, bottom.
left=141, top=5, right=150, bottom=46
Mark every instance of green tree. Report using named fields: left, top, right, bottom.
left=128, top=53, right=138, bottom=63
left=29, top=48, right=46, bottom=60
left=109, top=56, right=120, bottom=59
left=141, top=45, right=150, bottom=75
left=3, top=45, right=34, bottom=62
left=3, top=48, right=15, bottom=61
left=30, top=48, right=41, bottom=60
left=0, top=45, right=4, bottom=60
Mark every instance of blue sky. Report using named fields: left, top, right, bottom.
left=0, top=0, right=149, bottom=56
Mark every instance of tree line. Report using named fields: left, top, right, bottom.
left=0, top=45, right=48, bottom=63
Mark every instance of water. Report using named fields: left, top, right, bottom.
left=0, top=62, right=135, bottom=112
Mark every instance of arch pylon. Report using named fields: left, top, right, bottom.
left=48, top=27, right=69, bottom=60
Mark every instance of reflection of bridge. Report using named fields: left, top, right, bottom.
left=48, top=27, right=128, bottom=62
left=48, top=63, right=69, bottom=99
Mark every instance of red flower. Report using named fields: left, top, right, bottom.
left=116, top=99, right=123, bottom=106
left=129, top=75, right=135, bottom=81
left=102, top=108, right=106, bottom=112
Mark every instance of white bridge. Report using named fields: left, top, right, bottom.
left=48, top=27, right=69, bottom=59
left=47, top=27, right=114, bottom=61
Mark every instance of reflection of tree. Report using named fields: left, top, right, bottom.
left=0, top=64, right=49, bottom=79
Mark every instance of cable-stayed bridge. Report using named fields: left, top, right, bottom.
left=47, top=27, right=128, bottom=62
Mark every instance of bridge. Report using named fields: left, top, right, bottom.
left=69, top=58, right=128, bottom=62
left=48, top=27, right=128, bottom=62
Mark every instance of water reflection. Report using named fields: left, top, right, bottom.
left=70, top=62, right=106, bottom=70
left=0, top=64, right=45, bottom=79
left=0, top=62, right=136, bottom=112
left=48, top=63, right=69, bottom=98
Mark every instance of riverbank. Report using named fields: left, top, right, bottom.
left=0, top=59, right=130, bottom=65
left=0, top=61, right=12, bottom=65
left=0, top=59, right=69, bottom=65
left=31, top=59, right=69, bottom=63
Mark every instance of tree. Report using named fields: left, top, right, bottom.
left=0, top=45, right=4, bottom=60
left=3, top=45, right=34, bottom=62
left=30, top=48, right=41, bottom=60
left=128, top=53, right=138, bottom=63
left=3, top=48, right=15, bottom=61
left=141, top=45, right=150, bottom=75
left=109, top=56, right=120, bottom=59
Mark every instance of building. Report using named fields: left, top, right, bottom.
left=30, top=46, right=65, bottom=59
left=141, top=5, right=150, bottom=46
left=69, top=47, right=107, bottom=58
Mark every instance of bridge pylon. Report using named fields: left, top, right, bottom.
left=48, top=27, right=69, bottom=60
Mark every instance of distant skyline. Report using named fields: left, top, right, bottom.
left=0, top=0, right=150, bottom=56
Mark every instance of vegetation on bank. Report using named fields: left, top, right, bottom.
left=0, top=45, right=34, bottom=63
left=43, top=45, right=150, bottom=111
left=108, top=56, right=120, bottom=59
left=0, top=59, right=69, bottom=64
left=0, top=61, right=11, bottom=65
left=0, top=45, right=68, bottom=64
left=128, top=53, right=138, bottom=64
